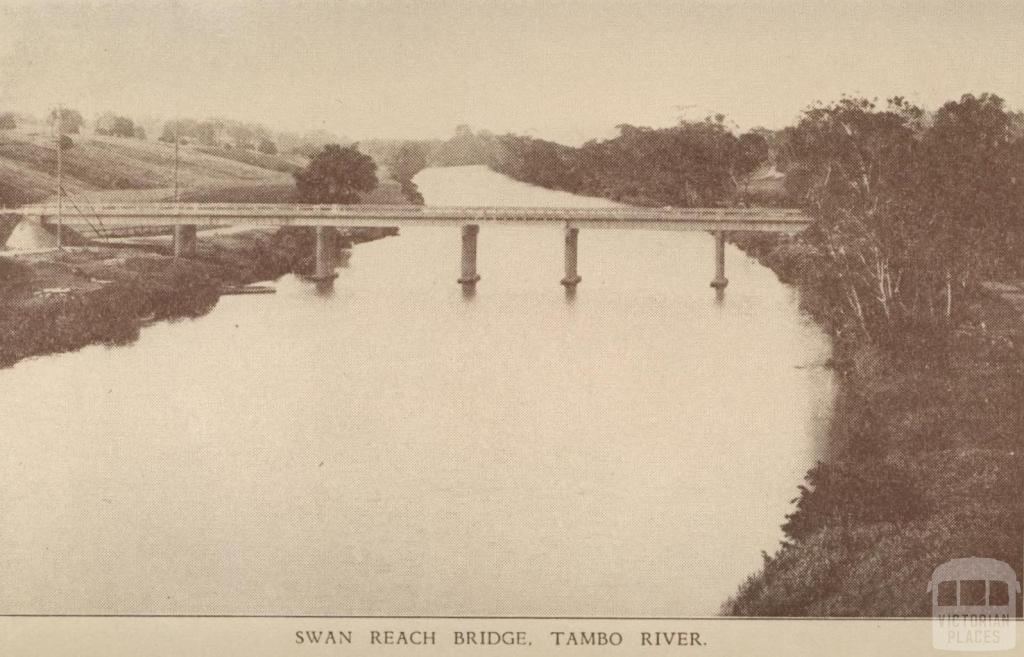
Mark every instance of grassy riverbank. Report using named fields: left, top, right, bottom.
left=0, top=227, right=395, bottom=369
left=721, top=233, right=1024, bottom=616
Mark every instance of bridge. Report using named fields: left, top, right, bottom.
left=10, top=202, right=813, bottom=290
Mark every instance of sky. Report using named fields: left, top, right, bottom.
left=1, top=1, right=1023, bottom=144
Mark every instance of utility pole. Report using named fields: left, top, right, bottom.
left=173, top=117, right=180, bottom=205
left=55, top=102, right=64, bottom=251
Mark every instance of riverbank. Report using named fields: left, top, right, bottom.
left=0, top=226, right=396, bottom=369
left=721, top=232, right=1023, bottom=616
left=481, top=157, right=1024, bottom=615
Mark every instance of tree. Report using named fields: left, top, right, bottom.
left=95, top=112, right=137, bottom=138
left=258, top=138, right=278, bottom=155
left=735, top=132, right=770, bottom=180
left=388, top=142, right=428, bottom=182
left=385, top=142, right=429, bottom=204
left=224, top=121, right=255, bottom=149
left=430, top=126, right=500, bottom=166
left=778, top=97, right=927, bottom=341
left=48, top=108, right=84, bottom=134
left=159, top=118, right=218, bottom=145
left=0, top=112, right=15, bottom=130
left=293, top=144, right=378, bottom=203
left=160, top=118, right=193, bottom=143
left=779, top=93, right=1024, bottom=343
left=900, top=94, right=1024, bottom=318
left=491, top=116, right=769, bottom=208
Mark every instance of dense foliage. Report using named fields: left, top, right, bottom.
left=382, top=142, right=429, bottom=204
left=95, top=112, right=144, bottom=139
left=493, top=117, right=768, bottom=208
left=488, top=95, right=1024, bottom=350
left=476, top=94, right=1024, bottom=617
left=775, top=95, right=1024, bottom=346
left=47, top=107, right=84, bottom=134
left=293, top=144, right=378, bottom=204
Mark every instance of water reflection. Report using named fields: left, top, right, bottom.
left=0, top=166, right=835, bottom=617
left=313, top=278, right=336, bottom=297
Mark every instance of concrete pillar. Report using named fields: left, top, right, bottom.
left=173, top=224, right=197, bottom=258
left=457, top=224, right=481, bottom=286
left=710, top=230, right=728, bottom=289
left=310, top=226, right=338, bottom=281
left=560, top=226, right=582, bottom=288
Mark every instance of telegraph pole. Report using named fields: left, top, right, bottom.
left=173, top=117, right=180, bottom=204
left=55, top=102, right=64, bottom=251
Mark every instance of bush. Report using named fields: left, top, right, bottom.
left=258, top=138, right=278, bottom=155
left=782, top=460, right=931, bottom=542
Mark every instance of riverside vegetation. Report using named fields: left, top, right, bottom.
left=2, top=98, right=1022, bottom=614
left=0, top=117, right=407, bottom=369
left=462, top=94, right=1024, bottom=616
left=0, top=227, right=394, bottom=369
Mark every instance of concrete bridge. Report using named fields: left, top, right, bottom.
left=10, top=203, right=813, bottom=289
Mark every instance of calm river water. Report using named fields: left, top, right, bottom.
left=0, top=165, right=834, bottom=615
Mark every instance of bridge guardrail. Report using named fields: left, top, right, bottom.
left=19, top=202, right=811, bottom=224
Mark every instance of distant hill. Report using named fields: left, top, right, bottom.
left=0, top=130, right=298, bottom=208
left=0, top=128, right=417, bottom=212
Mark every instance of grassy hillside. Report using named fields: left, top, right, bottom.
left=0, top=130, right=296, bottom=206
left=193, top=145, right=303, bottom=174
left=0, top=130, right=414, bottom=209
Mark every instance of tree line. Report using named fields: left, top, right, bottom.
left=0, top=107, right=348, bottom=159
left=478, top=94, right=1024, bottom=349
left=288, top=99, right=1024, bottom=346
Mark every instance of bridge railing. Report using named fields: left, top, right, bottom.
left=20, top=202, right=811, bottom=225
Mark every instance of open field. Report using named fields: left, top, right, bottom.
left=0, top=130, right=296, bottom=207
left=0, top=130, right=413, bottom=212
left=193, top=145, right=303, bottom=174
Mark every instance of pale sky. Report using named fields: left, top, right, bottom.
left=1, top=0, right=1022, bottom=144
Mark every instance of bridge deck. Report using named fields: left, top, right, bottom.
left=19, top=203, right=813, bottom=233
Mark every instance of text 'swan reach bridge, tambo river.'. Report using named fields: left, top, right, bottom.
left=10, top=202, right=813, bottom=290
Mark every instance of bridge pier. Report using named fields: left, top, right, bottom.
left=560, top=226, right=582, bottom=288
left=173, top=225, right=197, bottom=258
left=457, top=224, right=481, bottom=286
left=309, top=226, right=339, bottom=282
left=710, top=230, right=728, bottom=290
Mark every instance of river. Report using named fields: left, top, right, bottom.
left=0, top=165, right=834, bottom=616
